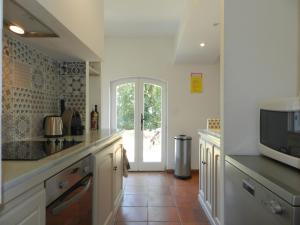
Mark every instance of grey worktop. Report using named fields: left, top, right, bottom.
left=2, top=129, right=122, bottom=204
left=225, top=155, right=300, bottom=206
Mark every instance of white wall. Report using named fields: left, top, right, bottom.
left=222, top=0, right=299, bottom=155
left=101, top=38, right=220, bottom=169
left=36, top=0, right=104, bottom=60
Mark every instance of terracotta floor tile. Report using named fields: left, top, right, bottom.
left=177, top=208, right=209, bottom=223
left=125, top=185, right=148, bottom=194
left=148, top=195, right=175, bottom=207
left=116, top=222, right=148, bottom=225
left=121, top=194, right=148, bottom=207
left=148, top=192, right=172, bottom=199
left=181, top=223, right=211, bottom=225
left=148, top=207, right=179, bottom=222
left=174, top=196, right=202, bottom=209
left=148, top=222, right=180, bottom=225
left=117, top=207, right=148, bottom=221
left=148, top=185, right=170, bottom=192
left=119, top=172, right=206, bottom=224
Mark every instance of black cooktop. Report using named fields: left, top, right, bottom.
left=2, top=139, right=82, bottom=161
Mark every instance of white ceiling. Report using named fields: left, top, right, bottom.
left=104, top=0, right=184, bottom=37
left=175, top=0, right=220, bottom=64
left=104, top=0, right=220, bottom=64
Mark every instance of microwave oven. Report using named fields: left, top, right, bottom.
left=260, top=97, right=300, bottom=169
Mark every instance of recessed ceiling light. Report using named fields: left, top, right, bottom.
left=9, top=25, right=25, bottom=35
left=200, top=43, right=206, bottom=47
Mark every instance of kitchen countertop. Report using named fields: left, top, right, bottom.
left=198, top=129, right=221, bottom=139
left=2, top=129, right=122, bottom=204
left=198, top=129, right=221, bottom=147
left=225, top=155, right=300, bottom=206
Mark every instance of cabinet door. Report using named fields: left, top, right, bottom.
left=213, top=146, right=221, bottom=225
left=113, top=143, right=123, bottom=204
left=199, top=138, right=206, bottom=199
left=94, top=147, right=114, bottom=225
left=0, top=189, right=45, bottom=225
left=204, top=142, right=214, bottom=213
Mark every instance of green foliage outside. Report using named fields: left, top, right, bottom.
left=117, top=83, right=162, bottom=130
left=116, top=83, right=135, bottom=130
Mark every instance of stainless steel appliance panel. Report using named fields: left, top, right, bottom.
left=225, top=161, right=298, bottom=225
left=45, top=156, right=92, bottom=206
left=46, top=175, right=93, bottom=225
left=46, top=155, right=93, bottom=225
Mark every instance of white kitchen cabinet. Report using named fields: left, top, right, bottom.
left=204, top=142, right=214, bottom=213
left=113, top=143, right=123, bottom=207
left=199, top=138, right=206, bottom=200
left=213, top=146, right=221, bottom=225
left=0, top=184, right=45, bottom=225
left=93, top=138, right=123, bottom=225
left=198, top=131, right=221, bottom=225
left=93, top=146, right=114, bottom=225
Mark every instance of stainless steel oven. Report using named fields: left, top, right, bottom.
left=45, top=155, right=93, bottom=225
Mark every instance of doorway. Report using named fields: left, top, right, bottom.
left=111, top=78, right=167, bottom=171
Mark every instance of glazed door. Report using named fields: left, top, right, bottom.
left=111, top=78, right=166, bottom=171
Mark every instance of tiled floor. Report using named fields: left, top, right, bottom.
left=116, top=172, right=210, bottom=225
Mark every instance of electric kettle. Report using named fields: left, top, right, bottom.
left=43, top=115, right=63, bottom=137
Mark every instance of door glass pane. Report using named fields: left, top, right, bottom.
left=143, top=83, right=162, bottom=162
left=116, top=83, right=135, bottom=162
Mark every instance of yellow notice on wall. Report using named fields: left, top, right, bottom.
left=190, top=73, right=203, bottom=93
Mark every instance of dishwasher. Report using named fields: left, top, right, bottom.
left=45, top=155, right=93, bottom=225
left=225, top=161, right=300, bottom=225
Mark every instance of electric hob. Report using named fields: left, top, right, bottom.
left=2, top=139, right=82, bottom=161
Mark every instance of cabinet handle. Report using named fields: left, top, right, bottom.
left=201, top=161, right=207, bottom=165
left=242, top=179, right=255, bottom=196
left=113, top=166, right=118, bottom=171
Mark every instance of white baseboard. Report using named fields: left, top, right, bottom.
left=198, top=194, right=216, bottom=225
left=112, top=190, right=124, bottom=224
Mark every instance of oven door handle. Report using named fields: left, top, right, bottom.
left=51, top=176, right=92, bottom=215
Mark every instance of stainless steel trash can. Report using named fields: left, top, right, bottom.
left=174, top=135, right=192, bottom=179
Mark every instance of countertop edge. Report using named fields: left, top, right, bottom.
left=2, top=131, right=123, bottom=204
left=225, top=155, right=297, bottom=206
left=198, top=129, right=221, bottom=147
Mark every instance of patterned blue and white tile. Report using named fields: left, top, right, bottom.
left=2, top=113, right=14, bottom=143
left=31, top=113, right=44, bottom=137
left=13, top=114, right=31, bottom=140
left=60, top=62, right=86, bottom=76
left=44, top=94, right=59, bottom=114
left=12, top=87, right=32, bottom=114
left=12, top=61, right=32, bottom=89
left=31, top=66, right=45, bottom=90
left=31, top=89, right=45, bottom=114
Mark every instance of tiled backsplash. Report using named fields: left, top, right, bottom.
left=59, top=62, right=86, bottom=123
left=2, top=34, right=86, bottom=143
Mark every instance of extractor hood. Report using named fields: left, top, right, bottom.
left=4, top=0, right=58, bottom=37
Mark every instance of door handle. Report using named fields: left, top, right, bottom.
left=141, top=113, right=144, bottom=131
